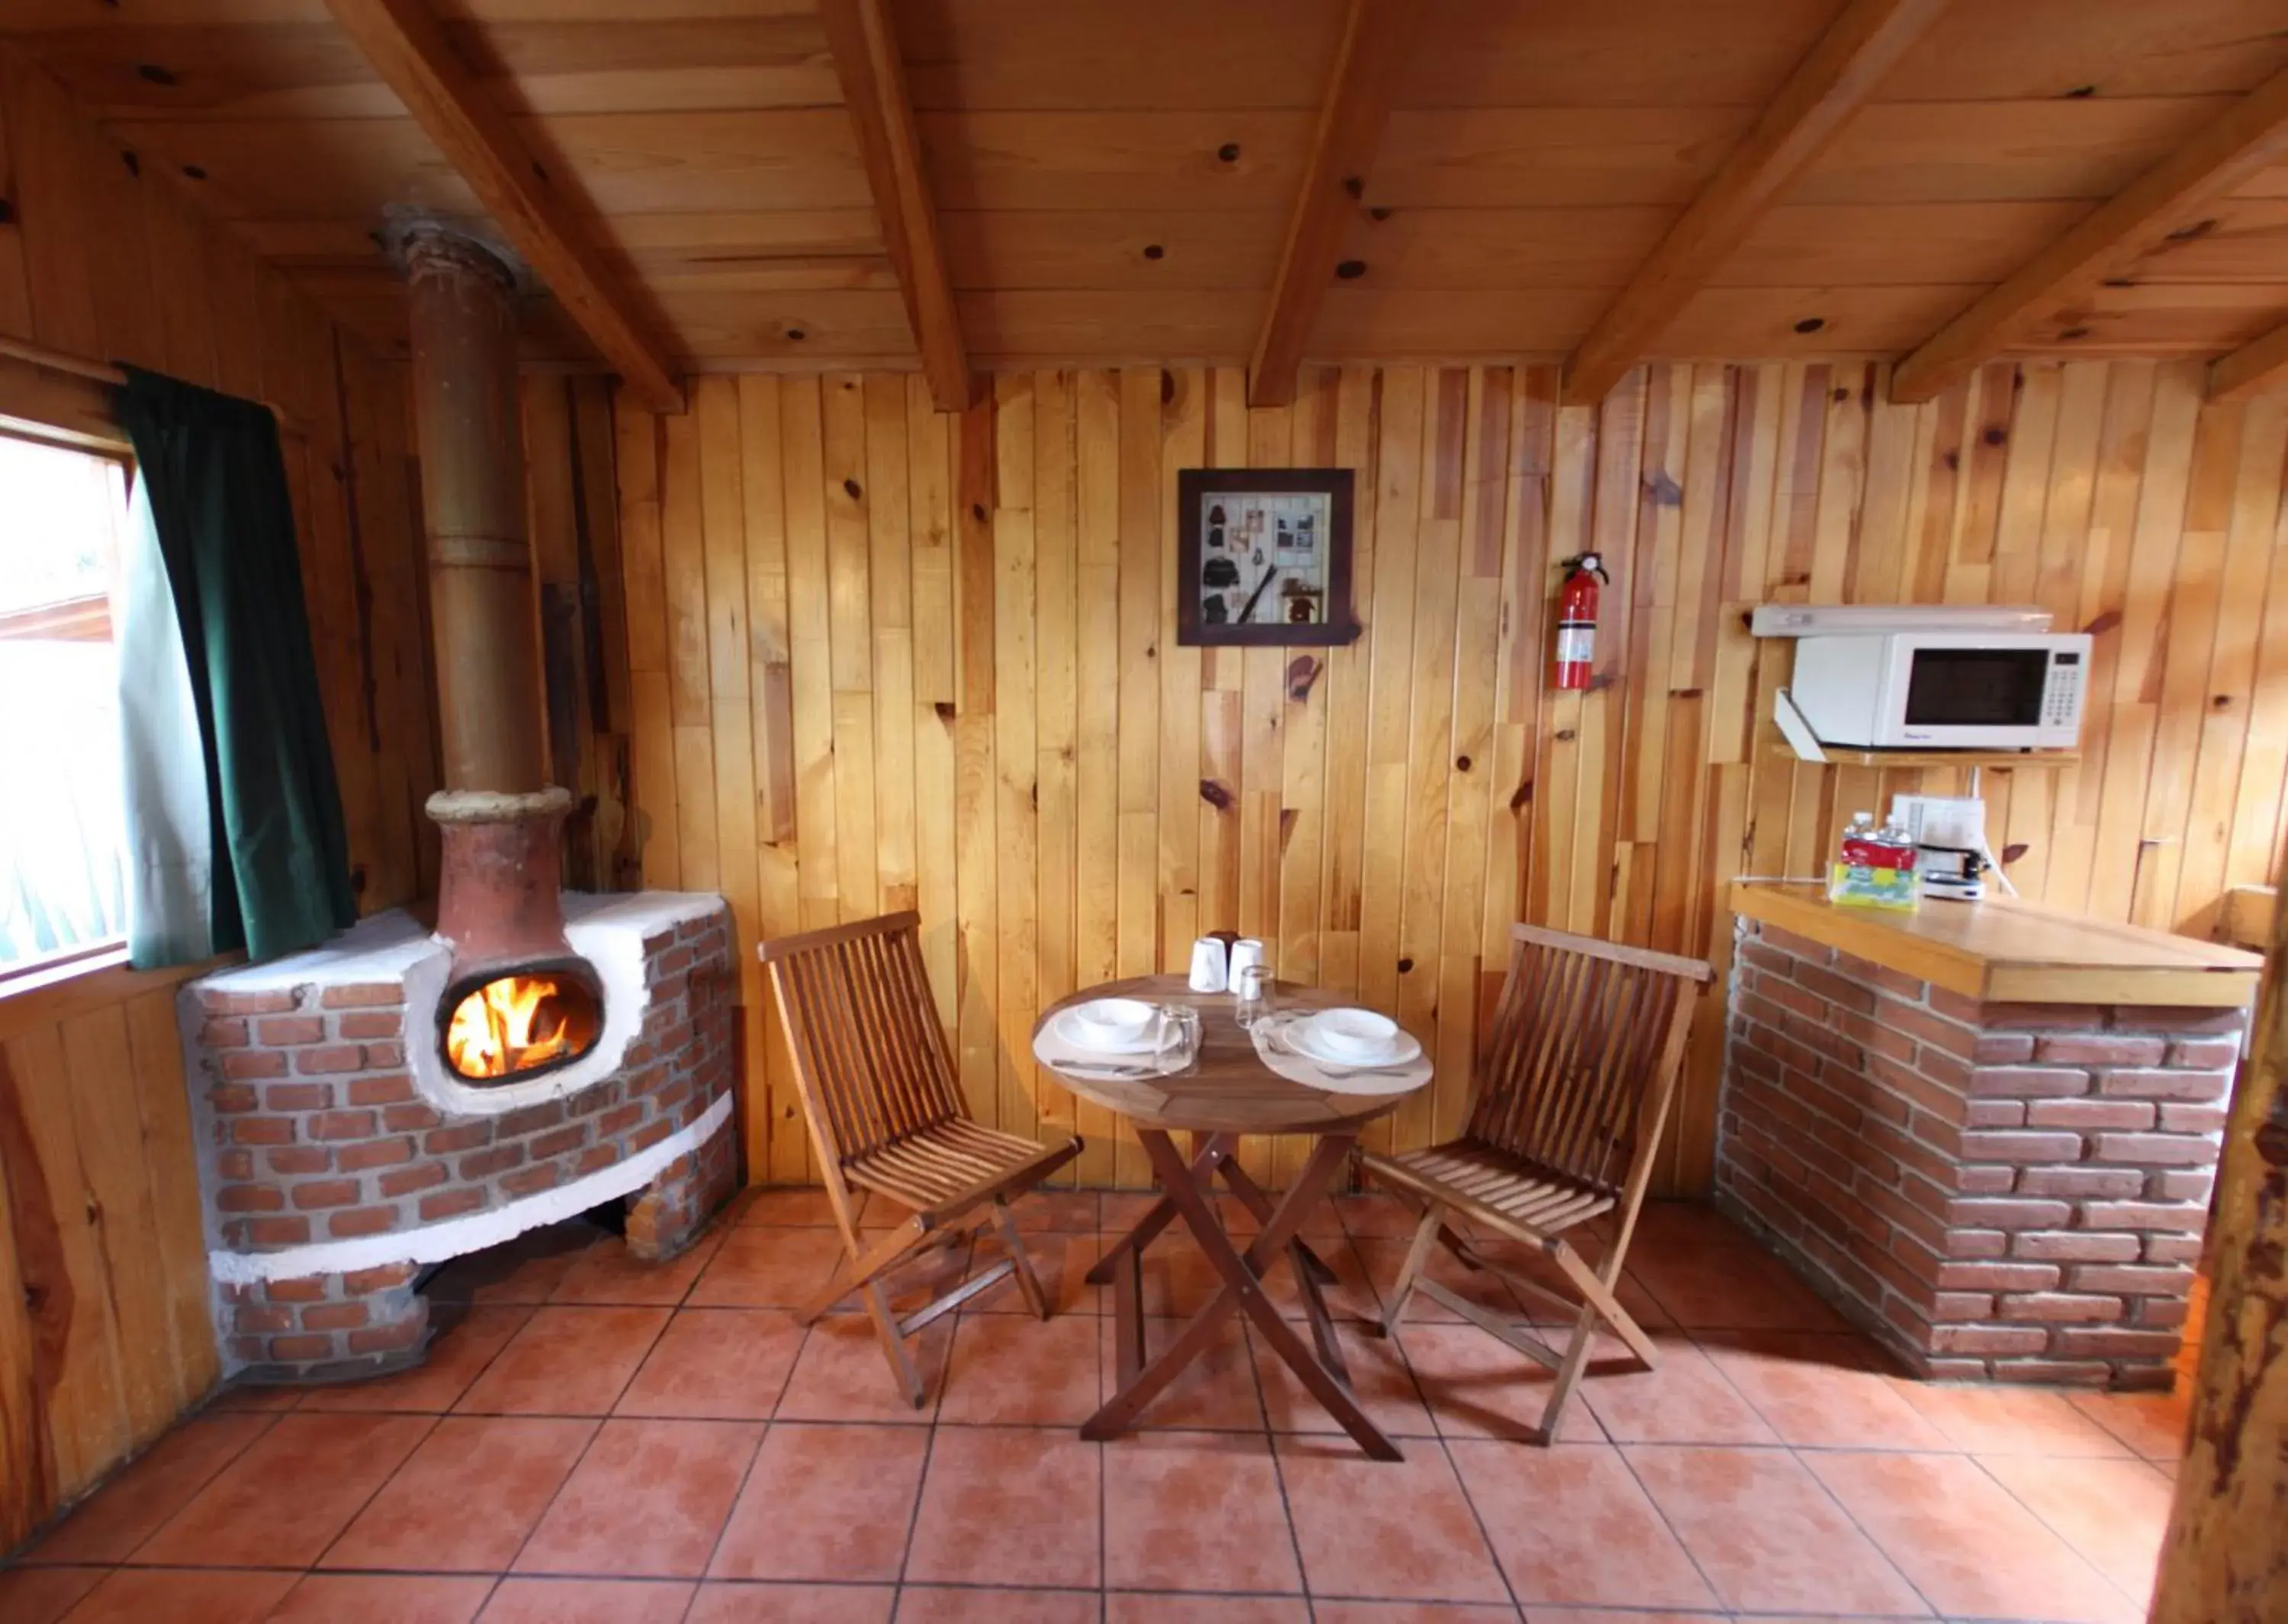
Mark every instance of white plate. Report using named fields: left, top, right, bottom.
left=1052, top=1004, right=1167, bottom=1055
left=1284, top=1016, right=1421, bottom=1069
left=1302, top=1007, right=1399, bottom=1061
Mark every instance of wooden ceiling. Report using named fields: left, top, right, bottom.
left=11, top=0, right=2288, bottom=401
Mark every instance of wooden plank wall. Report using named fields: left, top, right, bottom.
left=612, top=359, right=2288, bottom=1202
left=523, top=374, right=641, bottom=896
left=0, top=51, right=433, bottom=1550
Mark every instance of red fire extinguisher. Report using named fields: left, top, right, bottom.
left=1553, top=553, right=1607, bottom=690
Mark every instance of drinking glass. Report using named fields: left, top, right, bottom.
left=1232, top=963, right=1274, bottom=1030
left=1158, top=1005, right=1202, bottom=1071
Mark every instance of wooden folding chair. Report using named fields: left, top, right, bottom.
left=1361, top=923, right=1712, bottom=1442
left=759, top=911, right=1083, bottom=1406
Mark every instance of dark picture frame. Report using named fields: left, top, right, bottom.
left=1175, top=467, right=1360, bottom=647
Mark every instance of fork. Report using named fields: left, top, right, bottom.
left=1058, top=1058, right=1184, bottom=1079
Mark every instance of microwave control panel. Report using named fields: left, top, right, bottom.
left=2041, top=651, right=2082, bottom=729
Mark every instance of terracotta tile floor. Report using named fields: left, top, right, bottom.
left=0, top=1198, right=2184, bottom=1624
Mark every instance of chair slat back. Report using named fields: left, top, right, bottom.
left=1466, top=923, right=1713, bottom=1194
left=760, top=912, right=966, bottom=1169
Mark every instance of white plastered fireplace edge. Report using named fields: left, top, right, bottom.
left=194, top=891, right=718, bottom=1118
left=207, top=1091, right=731, bottom=1285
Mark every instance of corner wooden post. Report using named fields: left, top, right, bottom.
left=2149, top=859, right=2288, bottom=1622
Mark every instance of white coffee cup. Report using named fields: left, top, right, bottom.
left=1226, top=938, right=1266, bottom=990
left=1187, top=936, right=1229, bottom=993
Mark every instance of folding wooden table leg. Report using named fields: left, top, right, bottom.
left=1085, top=1131, right=1231, bottom=1285
left=1216, top=1153, right=1340, bottom=1286
left=1186, top=1132, right=1393, bottom=1459
left=1216, top=1151, right=1348, bottom=1376
left=1290, top=1231, right=1351, bottom=1385
left=1111, top=1245, right=1145, bottom=1390
left=1085, top=1128, right=1399, bottom=1461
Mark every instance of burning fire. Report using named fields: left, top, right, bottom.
left=445, top=974, right=586, bottom=1079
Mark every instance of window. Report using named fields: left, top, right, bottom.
left=0, top=432, right=133, bottom=968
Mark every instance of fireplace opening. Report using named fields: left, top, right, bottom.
left=439, top=958, right=604, bottom=1083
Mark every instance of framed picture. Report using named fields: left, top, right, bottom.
left=1176, top=468, right=1359, bottom=647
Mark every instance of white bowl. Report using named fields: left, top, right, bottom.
left=1304, top=1007, right=1399, bottom=1062
left=1066, top=997, right=1159, bottom=1048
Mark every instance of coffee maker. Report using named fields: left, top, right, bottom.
left=1890, top=794, right=1991, bottom=901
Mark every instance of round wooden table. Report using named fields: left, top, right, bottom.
left=1033, top=974, right=1430, bottom=1460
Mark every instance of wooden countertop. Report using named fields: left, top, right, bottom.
left=1730, top=882, right=2263, bottom=1007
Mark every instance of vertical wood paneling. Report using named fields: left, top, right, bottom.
left=1033, top=371, right=1080, bottom=1171
left=992, top=372, right=1037, bottom=1145
left=1071, top=372, right=1122, bottom=1186
left=0, top=51, right=430, bottom=1547
left=613, top=358, right=2288, bottom=1200
left=953, top=394, right=999, bottom=1128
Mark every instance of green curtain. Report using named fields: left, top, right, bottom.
left=114, top=365, right=355, bottom=963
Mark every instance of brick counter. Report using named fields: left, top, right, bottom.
left=1715, top=913, right=2243, bottom=1388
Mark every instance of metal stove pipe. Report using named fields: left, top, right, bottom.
left=397, top=223, right=576, bottom=978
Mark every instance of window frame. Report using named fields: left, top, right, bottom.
left=0, top=387, right=140, bottom=993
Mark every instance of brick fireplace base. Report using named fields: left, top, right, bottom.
left=1716, top=916, right=2241, bottom=1388
left=185, top=893, right=740, bottom=1383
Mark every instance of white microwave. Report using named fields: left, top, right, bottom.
left=1787, top=631, right=2090, bottom=750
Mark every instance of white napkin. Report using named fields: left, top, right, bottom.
left=1250, top=1013, right=1432, bottom=1096
left=1032, top=1007, right=1191, bottom=1079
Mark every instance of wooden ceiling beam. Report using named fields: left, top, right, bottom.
left=321, top=0, right=684, bottom=415
left=2208, top=321, right=2288, bottom=403
left=818, top=0, right=973, bottom=413
left=1562, top=0, right=1946, bottom=406
left=1894, top=62, right=2288, bottom=405
left=1248, top=0, right=1422, bottom=409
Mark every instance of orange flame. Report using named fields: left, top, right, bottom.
left=445, top=974, right=577, bottom=1079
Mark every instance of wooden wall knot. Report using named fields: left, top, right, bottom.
left=1199, top=778, right=1235, bottom=812
left=2256, top=1117, right=2288, bottom=1168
